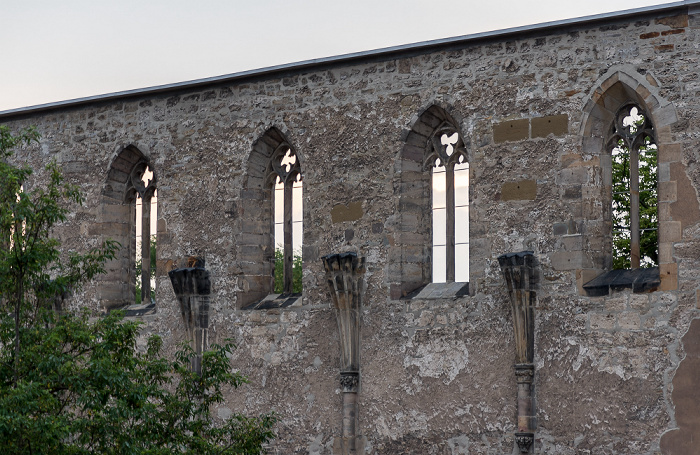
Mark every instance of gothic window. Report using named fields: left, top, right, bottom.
left=271, top=145, right=303, bottom=294
left=240, top=128, right=305, bottom=308
left=581, top=72, right=679, bottom=296
left=609, top=104, right=657, bottom=269
left=428, top=124, right=469, bottom=283
left=99, top=146, right=157, bottom=312
left=393, top=106, right=471, bottom=299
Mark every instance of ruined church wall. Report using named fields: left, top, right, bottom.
left=3, top=5, right=700, bottom=454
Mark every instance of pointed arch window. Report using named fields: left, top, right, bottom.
left=609, top=104, right=658, bottom=269
left=427, top=124, right=469, bottom=283
left=100, top=145, right=157, bottom=312
left=132, top=166, right=157, bottom=306
left=240, top=128, right=304, bottom=308
left=269, top=144, right=303, bottom=294
left=581, top=74, right=677, bottom=296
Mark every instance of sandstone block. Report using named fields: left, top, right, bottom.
left=670, top=162, right=700, bottom=229
left=659, top=221, right=682, bottom=243
left=559, top=167, right=589, bottom=185
left=501, top=180, right=536, bottom=201
left=493, top=119, right=529, bottom=143
left=658, top=180, right=677, bottom=202
left=550, top=251, right=589, bottom=270
left=331, top=201, right=363, bottom=223
left=560, top=234, right=583, bottom=251
left=660, top=262, right=678, bottom=291
left=659, top=143, right=681, bottom=163
left=531, top=114, right=568, bottom=138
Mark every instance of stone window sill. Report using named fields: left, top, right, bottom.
left=242, top=293, right=302, bottom=310
left=583, top=267, right=660, bottom=297
left=402, top=282, right=469, bottom=300
left=122, top=302, right=156, bottom=317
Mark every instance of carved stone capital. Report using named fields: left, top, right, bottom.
left=168, top=266, right=211, bottom=374
left=322, top=252, right=366, bottom=373
left=498, top=251, right=537, bottom=365
left=515, top=432, right=534, bottom=453
left=515, top=363, right=535, bottom=384
left=340, top=372, right=360, bottom=393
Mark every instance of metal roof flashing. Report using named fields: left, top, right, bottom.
left=0, top=1, right=695, bottom=119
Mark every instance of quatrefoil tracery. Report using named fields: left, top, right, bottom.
left=126, top=162, right=157, bottom=201
left=425, top=123, right=468, bottom=170
left=267, top=143, right=302, bottom=186
left=608, top=103, right=654, bottom=152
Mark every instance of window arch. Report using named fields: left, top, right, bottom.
left=580, top=69, right=683, bottom=295
left=392, top=105, right=469, bottom=299
left=240, top=128, right=303, bottom=309
left=98, top=145, right=157, bottom=312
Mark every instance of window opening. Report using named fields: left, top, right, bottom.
left=271, top=147, right=302, bottom=294
left=132, top=165, right=157, bottom=306
left=429, top=127, right=469, bottom=283
left=454, top=160, right=469, bottom=282
left=432, top=164, right=447, bottom=283
left=610, top=104, right=657, bottom=269
left=8, top=185, right=25, bottom=250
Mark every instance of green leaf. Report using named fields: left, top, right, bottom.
left=0, top=126, right=276, bottom=454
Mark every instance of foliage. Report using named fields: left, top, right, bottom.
left=0, top=126, right=276, bottom=454
left=0, top=311, right=276, bottom=454
left=273, top=248, right=302, bottom=294
left=0, top=125, right=120, bottom=380
left=612, top=136, right=658, bottom=269
left=135, top=235, right=157, bottom=305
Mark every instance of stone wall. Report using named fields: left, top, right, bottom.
left=3, top=4, right=700, bottom=453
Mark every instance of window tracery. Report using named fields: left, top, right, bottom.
left=426, top=123, right=469, bottom=283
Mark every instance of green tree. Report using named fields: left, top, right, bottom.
left=273, top=248, right=302, bottom=294
left=0, top=126, right=276, bottom=454
left=612, top=136, right=658, bottom=269
left=0, top=125, right=118, bottom=383
left=135, top=235, right=157, bottom=305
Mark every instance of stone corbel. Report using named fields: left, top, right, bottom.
left=498, top=251, right=538, bottom=454
left=322, top=252, right=366, bottom=455
left=168, top=261, right=211, bottom=375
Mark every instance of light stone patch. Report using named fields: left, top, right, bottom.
left=403, top=337, right=469, bottom=384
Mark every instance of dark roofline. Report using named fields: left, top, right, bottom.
left=0, top=1, right=695, bottom=119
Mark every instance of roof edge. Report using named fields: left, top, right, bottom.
left=0, top=0, right=694, bottom=119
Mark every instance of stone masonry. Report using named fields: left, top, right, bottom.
left=3, top=2, right=700, bottom=453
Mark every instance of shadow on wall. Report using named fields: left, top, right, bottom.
left=660, top=318, right=700, bottom=454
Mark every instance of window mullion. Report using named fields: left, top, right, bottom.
left=630, top=145, right=640, bottom=269
left=141, top=192, right=152, bottom=305
left=446, top=163, right=455, bottom=283
left=283, top=178, right=294, bottom=293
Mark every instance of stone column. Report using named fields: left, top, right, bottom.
left=168, top=262, right=211, bottom=374
left=498, top=251, right=538, bottom=454
left=322, top=252, right=365, bottom=455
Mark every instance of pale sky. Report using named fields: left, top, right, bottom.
left=0, top=0, right=678, bottom=112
